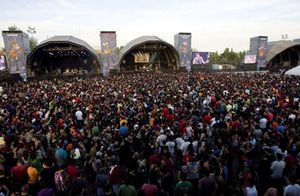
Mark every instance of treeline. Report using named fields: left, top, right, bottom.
left=210, top=48, right=246, bottom=65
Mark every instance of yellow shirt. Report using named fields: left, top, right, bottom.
left=27, top=166, right=38, bottom=184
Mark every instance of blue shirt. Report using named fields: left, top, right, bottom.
left=119, top=126, right=128, bottom=136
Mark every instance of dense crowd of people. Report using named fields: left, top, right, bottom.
left=0, top=71, right=300, bottom=196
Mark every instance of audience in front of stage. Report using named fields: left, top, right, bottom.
left=0, top=72, right=299, bottom=195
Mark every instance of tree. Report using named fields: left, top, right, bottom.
left=210, top=51, right=220, bottom=64
left=209, top=49, right=246, bottom=65
left=8, top=25, right=20, bottom=31
left=29, top=37, right=38, bottom=51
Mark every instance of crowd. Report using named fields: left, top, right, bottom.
left=0, top=71, right=300, bottom=196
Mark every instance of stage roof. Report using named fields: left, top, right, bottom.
left=266, top=40, right=300, bottom=62
left=119, top=36, right=174, bottom=61
left=37, top=35, right=97, bottom=55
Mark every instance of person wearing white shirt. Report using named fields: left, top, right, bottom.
left=186, top=125, right=193, bottom=138
left=270, top=153, right=285, bottom=183
left=192, top=140, right=198, bottom=154
left=284, top=176, right=300, bottom=196
left=259, top=117, right=267, bottom=130
left=288, top=113, right=296, bottom=122
left=156, top=133, right=167, bottom=146
left=175, top=137, right=184, bottom=151
left=243, top=178, right=258, bottom=196
left=166, top=140, right=175, bottom=155
left=181, top=141, right=191, bottom=155
left=75, top=109, right=84, bottom=129
left=75, top=109, right=83, bottom=121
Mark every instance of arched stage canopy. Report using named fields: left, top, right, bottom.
left=118, top=36, right=179, bottom=71
left=266, top=40, right=300, bottom=68
left=27, top=36, right=100, bottom=75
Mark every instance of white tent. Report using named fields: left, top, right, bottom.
left=285, top=65, right=300, bottom=76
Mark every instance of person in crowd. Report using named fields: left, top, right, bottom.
left=284, top=175, right=300, bottom=196
left=174, top=171, right=193, bottom=196
left=198, top=168, right=217, bottom=196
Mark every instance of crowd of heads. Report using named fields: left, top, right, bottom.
left=0, top=71, right=300, bottom=195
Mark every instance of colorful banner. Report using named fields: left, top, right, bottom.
left=192, top=52, right=210, bottom=65
left=174, top=33, right=192, bottom=68
left=2, top=32, right=29, bottom=75
left=257, top=37, right=268, bottom=68
left=100, top=31, right=118, bottom=71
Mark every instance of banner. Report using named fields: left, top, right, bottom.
left=2, top=31, right=30, bottom=75
left=257, top=37, right=268, bottom=68
left=174, top=33, right=192, bottom=68
left=244, top=55, right=256, bottom=64
left=192, top=52, right=210, bottom=65
left=100, top=31, right=118, bottom=72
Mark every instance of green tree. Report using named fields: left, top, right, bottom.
left=29, top=37, right=38, bottom=51
left=210, top=51, right=220, bottom=64
left=210, top=48, right=246, bottom=65
left=8, top=25, right=20, bottom=31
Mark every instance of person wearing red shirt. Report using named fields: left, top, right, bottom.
left=203, top=114, right=212, bottom=124
left=66, top=160, right=79, bottom=180
left=141, top=177, right=158, bottom=196
left=11, top=160, right=27, bottom=184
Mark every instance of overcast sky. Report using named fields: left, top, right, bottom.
left=1, top=0, right=300, bottom=52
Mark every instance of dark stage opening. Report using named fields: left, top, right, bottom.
left=27, top=36, right=100, bottom=76
left=268, top=44, right=300, bottom=71
left=119, top=37, right=179, bottom=72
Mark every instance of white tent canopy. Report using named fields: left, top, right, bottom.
left=285, top=65, right=300, bottom=76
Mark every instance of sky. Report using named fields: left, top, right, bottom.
left=0, top=0, right=300, bottom=52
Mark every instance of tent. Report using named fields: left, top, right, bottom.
left=285, top=65, right=300, bottom=76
